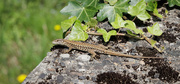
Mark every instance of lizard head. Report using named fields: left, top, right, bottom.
left=52, top=39, right=65, bottom=45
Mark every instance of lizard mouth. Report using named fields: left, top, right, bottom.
left=52, top=40, right=59, bottom=45
left=52, top=39, right=64, bottom=45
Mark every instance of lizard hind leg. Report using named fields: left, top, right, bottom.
left=88, top=50, right=98, bottom=60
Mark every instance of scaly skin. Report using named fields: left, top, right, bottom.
left=52, top=39, right=163, bottom=59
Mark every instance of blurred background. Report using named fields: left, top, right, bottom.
left=0, top=0, right=70, bottom=83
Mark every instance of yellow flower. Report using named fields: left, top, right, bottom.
left=17, top=74, right=27, bottom=83
left=54, top=25, right=61, bottom=31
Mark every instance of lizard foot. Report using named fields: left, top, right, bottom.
left=61, top=49, right=70, bottom=53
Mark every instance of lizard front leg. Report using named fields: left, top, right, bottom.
left=62, top=47, right=72, bottom=53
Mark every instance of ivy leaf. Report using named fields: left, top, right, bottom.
left=137, top=11, right=151, bottom=21
left=130, top=0, right=155, bottom=11
left=125, top=20, right=144, bottom=34
left=110, top=13, right=126, bottom=29
left=82, top=25, right=88, bottom=31
left=105, top=0, right=118, bottom=5
left=153, top=2, right=163, bottom=18
left=128, top=0, right=151, bottom=21
left=165, top=9, right=168, bottom=15
left=86, top=18, right=98, bottom=27
left=96, top=3, right=106, bottom=10
left=75, top=0, right=99, bottom=7
left=129, top=0, right=155, bottom=6
left=97, top=29, right=117, bottom=42
left=145, top=0, right=155, bottom=2
left=153, top=9, right=163, bottom=18
left=60, top=1, right=98, bottom=22
left=146, top=1, right=155, bottom=11
left=61, top=16, right=77, bottom=32
left=69, top=20, right=88, bottom=41
left=168, top=0, right=180, bottom=7
left=150, top=39, right=157, bottom=47
left=126, top=30, right=138, bottom=36
left=97, top=0, right=129, bottom=22
left=147, top=22, right=163, bottom=36
left=129, top=0, right=141, bottom=6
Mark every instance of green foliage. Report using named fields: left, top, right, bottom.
left=69, top=20, right=88, bottom=41
left=86, top=18, right=98, bottom=27
left=75, top=0, right=99, bottom=7
left=150, top=39, right=157, bottom=47
left=129, top=0, right=141, bottom=6
left=60, top=1, right=97, bottom=22
left=147, top=22, right=163, bottom=36
left=126, top=30, right=138, bottom=36
left=130, top=0, right=155, bottom=6
left=97, top=29, right=117, bottom=42
left=110, top=14, right=126, bottom=29
left=125, top=20, right=144, bottom=34
left=97, top=0, right=129, bottom=22
left=61, top=16, right=77, bottom=32
left=153, top=2, right=163, bottom=18
left=0, top=0, right=70, bottom=84
left=59, top=0, right=180, bottom=42
left=128, top=0, right=151, bottom=21
left=168, top=0, right=180, bottom=7
left=105, top=0, right=118, bottom=5
left=146, top=1, right=155, bottom=11
left=165, top=9, right=168, bottom=15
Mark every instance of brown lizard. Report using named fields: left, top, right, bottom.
left=52, top=39, right=163, bottom=60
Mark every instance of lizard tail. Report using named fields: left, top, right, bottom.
left=105, top=50, right=163, bottom=59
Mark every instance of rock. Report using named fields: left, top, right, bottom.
left=60, top=54, right=70, bottom=58
left=76, top=55, right=91, bottom=61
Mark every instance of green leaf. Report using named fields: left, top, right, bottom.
left=125, top=20, right=144, bottom=34
left=126, top=30, right=138, bottom=36
left=61, top=16, right=77, bottom=32
left=97, top=0, right=129, bottom=22
left=137, top=11, right=151, bottom=21
left=129, top=0, right=141, bottom=6
left=97, top=29, right=117, bottom=42
left=82, top=25, right=88, bottom=31
left=128, top=0, right=146, bottom=16
left=145, top=0, right=155, bottom=2
left=153, top=8, right=163, bottom=19
left=105, top=0, right=118, bottom=5
left=165, top=9, right=168, bottom=15
left=86, top=18, right=98, bottom=27
left=75, top=0, right=99, bottom=7
left=128, top=0, right=151, bottom=21
left=111, top=14, right=126, bottom=29
left=153, top=2, right=163, bottom=18
left=130, top=0, right=155, bottom=6
left=147, top=22, right=163, bottom=36
left=130, top=0, right=155, bottom=11
left=124, top=20, right=136, bottom=30
left=168, top=0, right=180, bottom=7
left=150, top=39, right=157, bottom=47
left=68, top=20, right=88, bottom=41
left=146, top=1, right=155, bottom=11
left=60, top=1, right=98, bottom=22
left=96, top=3, right=106, bottom=10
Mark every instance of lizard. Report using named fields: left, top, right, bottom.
left=52, top=39, right=163, bottom=60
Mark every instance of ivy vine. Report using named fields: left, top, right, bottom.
left=59, top=0, right=180, bottom=52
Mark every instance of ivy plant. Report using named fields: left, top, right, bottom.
left=59, top=0, right=179, bottom=52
